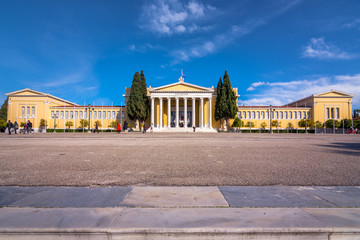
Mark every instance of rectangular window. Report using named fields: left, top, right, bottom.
left=247, top=111, right=250, bottom=119
left=294, top=111, right=297, bottom=119
left=122, top=111, right=125, bottom=119
left=51, top=111, right=54, bottom=119
left=70, top=111, right=73, bottom=119
left=275, top=112, right=278, bottom=119
left=93, top=111, right=97, bottom=119
left=242, top=112, right=246, bottom=119
left=116, top=111, right=120, bottom=119
left=261, top=112, right=264, bottom=119
left=107, top=111, right=111, bottom=119
left=84, top=111, right=87, bottom=119
left=32, top=107, right=35, bottom=118
left=331, top=108, right=334, bottom=119
left=289, top=112, right=292, bottom=119
left=98, top=111, right=101, bottom=119
left=75, top=111, right=78, bottom=119
left=336, top=108, right=339, bottom=119
left=56, top=111, right=59, bottom=118
left=90, top=112, right=92, bottom=119
left=65, top=111, right=69, bottom=119
left=280, top=111, right=283, bottom=119
left=284, top=111, right=288, bottom=119
left=79, top=111, right=83, bottom=119
left=256, top=111, right=259, bottom=119
left=271, top=111, right=274, bottom=119
left=22, top=107, right=25, bottom=118
left=27, top=107, right=30, bottom=118
left=326, top=108, right=329, bottom=119
left=298, top=111, right=301, bottom=119
left=60, top=111, right=64, bottom=119
left=303, top=111, right=306, bottom=119
left=103, top=111, right=106, bottom=119
left=112, top=111, right=115, bottom=119
left=266, top=111, right=269, bottom=119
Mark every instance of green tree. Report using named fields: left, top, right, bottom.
left=298, top=119, right=315, bottom=128
left=79, top=119, right=89, bottom=128
left=260, top=121, right=267, bottom=129
left=94, top=120, right=102, bottom=128
left=287, top=122, right=294, bottom=129
left=325, top=119, right=340, bottom=128
left=108, top=121, right=117, bottom=129
left=0, top=97, right=8, bottom=121
left=245, top=121, right=255, bottom=128
left=221, top=71, right=238, bottom=129
left=340, top=119, right=352, bottom=129
left=65, top=121, right=73, bottom=131
left=214, top=77, right=224, bottom=125
left=354, top=119, right=360, bottom=129
left=127, top=71, right=149, bottom=130
left=139, top=70, right=150, bottom=129
left=231, top=117, right=241, bottom=128
left=0, top=118, right=6, bottom=132
left=315, top=121, right=323, bottom=129
left=39, top=119, right=47, bottom=132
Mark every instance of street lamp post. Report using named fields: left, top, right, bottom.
left=53, top=112, right=58, bottom=132
left=268, top=105, right=275, bottom=134
left=85, top=104, right=94, bottom=133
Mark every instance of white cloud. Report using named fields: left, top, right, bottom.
left=140, top=0, right=215, bottom=35
left=129, top=44, right=136, bottom=51
left=302, top=37, right=354, bottom=60
left=341, top=18, right=360, bottom=29
left=242, top=75, right=360, bottom=107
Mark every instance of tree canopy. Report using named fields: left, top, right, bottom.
left=214, top=71, right=238, bottom=128
left=126, top=71, right=150, bottom=129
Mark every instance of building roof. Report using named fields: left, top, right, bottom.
left=6, top=88, right=79, bottom=106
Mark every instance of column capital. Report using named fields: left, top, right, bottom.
left=159, top=97, right=163, bottom=100
left=151, top=96, right=155, bottom=100
left=183, top=97, right=188, bottom=100
left=167, top=97, right=171, bottom=100
left=200, top=97, right=204, bottom=100
left=175, top=97, right=180, bottom=100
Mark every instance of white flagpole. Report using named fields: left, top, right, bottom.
left=101, top=102, right=104, bottom=132
left=287, top=104, right=289, bottom=133
left=63, top=105, right=65, bottom=132
left=111, top=101, right=113, bottom=133
left=296, top=102, right=298, bottom=133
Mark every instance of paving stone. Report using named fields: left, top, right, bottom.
left=219, top=186, right=337, bottom=207
left=121, top=186, right=228, bottom=207
left=7, top=187, right=132, bottom=208
left=0, top=187, right=52, bottom=206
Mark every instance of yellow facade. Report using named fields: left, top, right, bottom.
left=6, top=89, right=123, bottom=131
left=5, top=84, right=353, bottom=132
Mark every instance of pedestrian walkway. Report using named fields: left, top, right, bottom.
left=0, top=186, right=360, bottom=239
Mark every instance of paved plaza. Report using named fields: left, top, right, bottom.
left=0, top=132, right=359, bottom=186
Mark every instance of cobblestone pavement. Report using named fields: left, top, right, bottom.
left=0, top=132, right=359, bottom=186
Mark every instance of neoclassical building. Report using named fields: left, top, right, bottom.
left=5, top=75, right=354, bottom=132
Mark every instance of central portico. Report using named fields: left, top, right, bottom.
left=148, top=76, right=216, bottom=132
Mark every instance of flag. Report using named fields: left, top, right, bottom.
left=181, top=69, right=186, bottom=78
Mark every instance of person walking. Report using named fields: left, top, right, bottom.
left=27, top=120, right=32, bottom=134
left=13, top=121, right=18, bottom=134
left=94, top=122, right=99, bottom=133
left=123, top=121, right=128, bottom=133
left=116, top=123, right=121, bottom=133
left=143, top=124, right=147, bottom=133
left=6, top=120, right=13, bottom=135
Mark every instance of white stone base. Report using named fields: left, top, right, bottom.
left=152, top=127, right=217, bottom=133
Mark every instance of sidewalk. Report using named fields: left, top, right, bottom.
left=0, top=186, right=360, bottom=239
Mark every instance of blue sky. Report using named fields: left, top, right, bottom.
left=1, top=0, right=360, bottom=108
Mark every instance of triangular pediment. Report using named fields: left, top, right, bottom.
left=314, top=90, right=353, bottom=98
left=6, top=88, right=79, bottom=105
left=151, top=82, right=213, bottom=92
left=6, top=88, right=47, bottom=96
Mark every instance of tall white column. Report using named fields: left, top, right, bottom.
left=167, top=97, right=171, bottom=128
left=184, top=98, right=187, bottom=128
left=192, top=98, right=196, bottom=127
left=151, top=97, right=155, bottom=127
left=159, top=97, right=163, bottom=129
left=176, top=97, right=179, bottom=128
left=208, top=97, right=212, bottom=129
left=200, top=97, right=204, bottom=128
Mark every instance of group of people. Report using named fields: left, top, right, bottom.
left=115, top=121, right=128, bottom=134
left=6, top=120, right=32, bottom=135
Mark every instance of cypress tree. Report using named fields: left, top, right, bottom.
left=222, top=70, right=238, bottom=128
left=214, top=77, right=223, bottom=122
left=139, top=70, right=150, bottom=128
left=127, top=72, right=142, bottom=129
